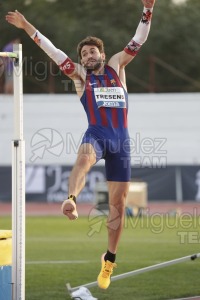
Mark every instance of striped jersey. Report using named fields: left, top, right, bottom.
left=80, top=65, right=128, bottom=130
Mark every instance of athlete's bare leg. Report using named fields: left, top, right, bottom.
left=97, top=181, right=130, bottom=289
left=68, top=143, right=96, bottom=196
left=106, top=181, right=130, bottom=254
left=61, top=143, right=96, bottom=219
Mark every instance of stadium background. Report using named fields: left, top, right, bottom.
left=1, top=1, right=200, bottom=300
left=0, top=0, right=200, bottom=211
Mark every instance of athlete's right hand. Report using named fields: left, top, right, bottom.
left=142, top=0, right=155, bottom=9
left=5, top=10, right=26, bottom=29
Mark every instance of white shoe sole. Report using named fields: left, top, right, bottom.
left=61, top=199, right=78, bottom=220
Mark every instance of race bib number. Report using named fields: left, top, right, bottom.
left=94, top=87, right=126, bottom=108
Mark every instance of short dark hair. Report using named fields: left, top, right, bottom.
left=77, top=36, right=105, bottom=59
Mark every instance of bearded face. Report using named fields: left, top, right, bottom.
left=81, top=45, right=105, bottom=70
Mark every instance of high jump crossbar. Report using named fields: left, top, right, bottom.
left=0, top=45, right=26, bottom=300
left=66, top=253, right=200, bottom=293
left=0, top=52, right=18, bottom=59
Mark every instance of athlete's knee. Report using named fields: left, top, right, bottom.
left=109, top=200, right=125, bottom=220
left=77, top=153, right=90, bottom=167
left=76, top=152, right=96, bottom=170
left=115, top=202, right=126, bottom=217
left=111, top=189, right=128, bottom=205
left=109, top=191, right=128, bottom=217
left=107, top=202, right=125, bottom=231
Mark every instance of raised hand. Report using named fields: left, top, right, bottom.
left=142, top=0, right=155, bottom=8
left=5, top=10, right=26, bottom=29
left=5, top=10, right=36, bottom=36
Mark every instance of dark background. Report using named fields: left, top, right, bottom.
left=0, top=0, right=200, bottom=93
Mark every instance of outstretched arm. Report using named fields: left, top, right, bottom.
left=5, top=10, right=79, bottom=78
left=6, top=10, right=36, bottom=36
left=108, top=0, right=155, bottom=69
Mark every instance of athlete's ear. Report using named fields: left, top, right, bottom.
left=101, top=52, right=106, bottom=61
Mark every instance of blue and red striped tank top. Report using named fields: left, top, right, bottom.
left=80, top=65, right=128, bottom=130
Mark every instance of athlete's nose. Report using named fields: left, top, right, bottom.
left=87, top=52, right=93, bottom=59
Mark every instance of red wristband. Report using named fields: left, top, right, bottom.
left=59, top=57, right=75, bottom=75
left=124, top=40, right=141, bottom=57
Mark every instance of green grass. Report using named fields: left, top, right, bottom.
left=1, top=215, right=200, bottom=300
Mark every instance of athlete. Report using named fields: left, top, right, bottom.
left=6, top=0, right=155, bottom=289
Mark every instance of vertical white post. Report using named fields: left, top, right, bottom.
left=12, top=44, right=25, bottom=300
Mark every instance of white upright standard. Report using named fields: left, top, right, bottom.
left=11, top=44, right=25, bottom=300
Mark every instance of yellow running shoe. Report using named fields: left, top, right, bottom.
left=61, top=195, right=78, bottom=220
left=97, top=253, right=117, bottom=289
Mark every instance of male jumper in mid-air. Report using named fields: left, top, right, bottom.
left=6, top=0, right=155, bottom=289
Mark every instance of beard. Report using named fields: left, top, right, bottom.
left=84, top=58, right=104, bottom=71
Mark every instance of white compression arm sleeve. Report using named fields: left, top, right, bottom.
left=31, top=30, right=68, bottom=65
left=124, top=7, right=153, bottom=57
left=133, top=7, right=153, bottom=45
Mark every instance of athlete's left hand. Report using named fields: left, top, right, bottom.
left=142, top=0, right=156, bottom=9
left=5, top=10, right=26, bottom=29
